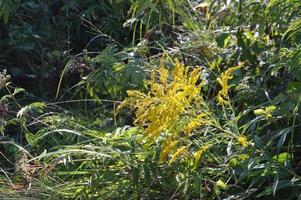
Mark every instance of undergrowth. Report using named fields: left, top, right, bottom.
left=0, top=0, right=301, bottom=199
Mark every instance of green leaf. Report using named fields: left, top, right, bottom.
left=25, top=131, right=36, bottom=146
left=273, top=171, right=279, bottom=196
left=216, top=33, right=231, bottom=48
left=13, top=87, right=25, bottom=95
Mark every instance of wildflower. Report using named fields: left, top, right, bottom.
left=193, top=145, right=210, bottom=168
left=254, top=105, right=276, bottom=119
left=118, top=59, right=204, bottom=142
left=216, top=66, right=240, bottom=105
left=118, top=59, right=209, bottom=163
left=159, top=136, right=178, bottom=162
left=253, top=108, right=265, bottom=115
left=168, top=146, right=188, bottom=165
left=158, top=62, right=169, bottom=86
left=237, top=135, right=249, bottom=147
left=183, top=113, right=208, bottom=134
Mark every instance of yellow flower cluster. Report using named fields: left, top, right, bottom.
left=253, top=105, right=276, bottom=119
left=118, top=59, right=203, bottom=141
left=159, top=136, right=178, bottom=162
left=118, top=59, right=204, bottom=163
left=216, top=66, right=240, bottom=105
left=118, top=60, right=249, bottom=165
left=193, top=145, right=210, bottom=168
left=183, top=113, right=208, bottom=134
left=237, top=135, right=249, bottom=147
left=168, top=146, right=188, bottom=165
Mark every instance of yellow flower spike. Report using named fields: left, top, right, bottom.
left=172, top=59, right=186, bottom=81
left=168, top=146, right=188, bottom=165
left=254, top=105, right=276, bottom=119
left=237, top=135, right=249, bottom=147
left=183, top=113, right=208, bottom=134
left=118, top=58, right=206, bottom=162
left=216, top=66, right=241, bottom=105
left=159, top=137, right=178, bottom=162
left=183, top=120, right=200, bottom=134
left=193, top=145, right=210, bottom=168
left=158, top=63, right=169, bottom=86
left=150, top=83, right=165, bottom=97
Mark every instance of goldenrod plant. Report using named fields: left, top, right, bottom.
left=119, top=59, right=250, bottom=167
left=1, top=0, right=301, bottom=199
left=216, top=66, right=241, bottom=105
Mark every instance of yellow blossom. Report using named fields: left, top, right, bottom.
left=158, top=62, right=169, bottom=86
left=193, top=145, right=210, bottom=168
left=216, top=66, right=240, bottom=105
left=237, top=135, right=249, bottom=147
left=253, top=105, right=276, bottom=119
left=117, top=59, right=211, bottom=163
left=183, top=113, right=208, bottom=134
left=168, top=146, right=188, bottom=165
left=118, top=59, right=204, bottom=142
left=159, top=136, right=178, bottom=162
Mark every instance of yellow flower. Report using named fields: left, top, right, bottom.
left=254, top=105, right=276, bottom=119
left=118, top=59, right=204, bottom=142
left=193, top=145, right=210, bottom=168
left=183, top=113, right=208, bottom=134
left=216, top=66, right=240, bottom=105
left=237, top=135, right=249, bottom=147
left=158, top=62, right=169, bottom=86
left=117, top=59, right=214, bottom=163
left=168, top=146, right=188, bottom=165
left=159, top=136, right=178, bottom=162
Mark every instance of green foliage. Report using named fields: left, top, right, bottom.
left=83, top=47, right=146, bottom=100
left=1, top=0, right=301, bottom=199
left=0, top=0, right=19, bottom=23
